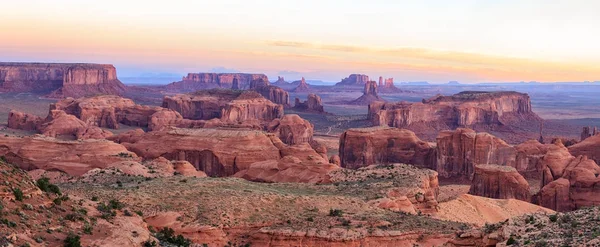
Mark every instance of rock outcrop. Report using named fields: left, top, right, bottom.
left=348, top=81, right=384, bottom=105
left=580, top=126, right=598, bottom=141
left=291, top=77, right=310, bottom=92
left=0, top=62, right=126, bottom=98
left=165, top=73, right=268, bottom=91
left=339, top=127, right=436, bottom=170
left=8, top=109, right=112, bottom=139
left=7, top=110, right=43, bottom=131
left=0, top=135, right=138, bottom=176
left=379, top=77, right=401, bottom=93
left=569, top=134, right=600, bottom=164
left=436, top=128, right=516, bottom=178
left=272, top=76, right=289, bottom=86
left=266, top=114, right=314, bottom=145
left=248, top=78, right=290, bottom=106
left=163, top=89, right=284, bottom=126
left=370, top=91, right=540, bottom=129
left=468, top=164, right=530, bottom=201
left=113, top=128, right=282, bottom=177
left=293, top=93, right=325, bottom=113
left=234, top=156, right=338, bottom=183
left=335, top=74, right=369, bottom=86
left=535, top=140, right=600, bottom=211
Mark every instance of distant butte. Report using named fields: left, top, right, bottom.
left=0, top=62, right=126, bottom=98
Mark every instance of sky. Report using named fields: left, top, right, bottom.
left=2, top=0, right=600, bottom=83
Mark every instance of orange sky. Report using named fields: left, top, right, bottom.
left=2, top=0, right=600, bottom=83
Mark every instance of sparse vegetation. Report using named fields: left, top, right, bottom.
left=328, top=208, right=344, bottom=217
left=63, top=233, right=81, bottom=247
left=36, top=177, right=61, bottom=195
left=12, top=188, right=23, bottom=201
left=155, top=227, right=191, bottom=247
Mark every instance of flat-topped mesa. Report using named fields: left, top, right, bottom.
left=468, top=164, right=530, bottom=201
left=162, top=89, right=284, bottom=125
left=339, top=127, right=436, bottom=170
left=369, top=91, right=540, bottom=128
left=165, top=73, right=268, bottom=91
left=0, top=62, right=126, bottom=98
left=293, top=93, right=324, bottom=113
left=248, top=78, right=290, bottom=106
left=291, top=77, right=310, bottom=92
left=348, top=80, right=384, bottom=105
left=335, top=73, right=369, bottom=86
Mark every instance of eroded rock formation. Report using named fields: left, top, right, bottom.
left=291, top=77, right=310, bottom=92
left=339, top=127, right=436, bottom=169
left=349, top=81, right=384, bottom=105
left=7, top=110, right=43, bottom=131
left=436, top=128, right=516, bottom=178
left=266, top=114, right=314, bottom=145
left=165, top=73, right=268, bottom=91
left=0, top=62, right=126, bottom=98
left=248, top=78, right=290, bottom=106
left=570, top=134, right=600, bottom=164
left=8, top=109, right=112, bottom=139
left=0, top=135, right=138, bottom=176
left=293, top=93, right=325, bottom=113
left=468, top=164, right=530, bottom=201
left=234, top=156, right=338, bottom=183
left=370, top=91, right=540, bottom=129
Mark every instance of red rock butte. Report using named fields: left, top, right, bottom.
left=165, top=73, right=268, bottom=91
left=0, top=62, right=126, bottom=98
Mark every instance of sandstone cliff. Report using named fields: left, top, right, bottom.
left=0, top=62, right=126, bottom=98
left=339, top=127, right=436, bottom=170
left=165, top=73, right=268, bottom=91
left=370, top=91, right=540, bottom=129
left=468, top=164, right=530, bottom=201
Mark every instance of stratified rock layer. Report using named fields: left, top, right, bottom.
left=0, top=62, right=126, bottom=98
left=468, top=164, right=530, bottom=201
left=339, top=127, right=436, bottom=169
left=369, top=91, right=540, bottom=129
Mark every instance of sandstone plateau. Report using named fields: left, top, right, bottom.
left=369, top=91, right=540, bottom=129
left=0, top=62, right=126, bottom=98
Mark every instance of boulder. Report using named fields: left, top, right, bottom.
left=468, top=164, right=530, bottom=201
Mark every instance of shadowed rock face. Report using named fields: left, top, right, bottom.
left=0, top=62, right=126, bottom=98
left=339, top=127, right=436, bottom=170
left=369, top=91, right=540, bottom=129
left=165, top=73, right=268, bottom=90
left=469, top=164, right=530, bottom=201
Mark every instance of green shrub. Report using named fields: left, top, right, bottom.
left=36, top=177, right=61, bottom=195
left=64, top=233, right=81, bottom=247
left=506, top=236, right=517, bottom=245
left=549, top=214, right=558, bottom=222
left=155, top=227, right=191, bottom=247
left=13, top=188, right=23, bottom=201
left=328, top=209, right=343, bottom=217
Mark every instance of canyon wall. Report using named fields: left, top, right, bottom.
left=0, top=62, right=125, bottom=98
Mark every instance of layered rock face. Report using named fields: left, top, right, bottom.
left=349, top=81, right=384, bottom=105
left=370, top=91, right=540, bottom=129
left=293, top=93, right=324, bottom=113
left=0, top=135, right=138, bottom=176
left=291, top=77, right=310, bottom=92
left=0, top=62, right=126, bottom=98
left=165, top=73, right=268, bottom=91
left=468, top=164, right=530, bottom=201
left=436, top=128, right=516, bottom=178
left=163, top=89, right=284, bottom=125
left=248, top=78, right=290, bottom=106
left=113, top=128, right=282, bottom=177
left=335, top=74, right=369, bottom=86
left=266, top=114, right=314, bottom=145
left=339, top=127, right=436, bottom=170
